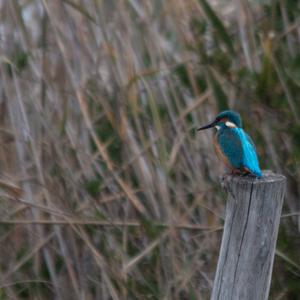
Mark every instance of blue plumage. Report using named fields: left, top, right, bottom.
left=217, top=127, right=262, bottom=177
left=198, top=110, right=262, bottom=178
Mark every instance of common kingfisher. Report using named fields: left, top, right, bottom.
left=198, top=110, right=262, bottom=178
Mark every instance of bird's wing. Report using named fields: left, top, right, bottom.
left=245, top=133, right=256, bottom=151
left=217, top=129, right=244, bottom=169
left=236, top=129, right=262, bottom=177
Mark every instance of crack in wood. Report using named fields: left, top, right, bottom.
left=231, top=179, right=254, bottom=299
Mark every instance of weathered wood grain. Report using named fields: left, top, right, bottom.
left=211, top=171, right=286, bottom=300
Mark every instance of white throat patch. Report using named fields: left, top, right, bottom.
left=225, top=121, right=236, bottom=128
left=215, top=125, right=221, bottom=130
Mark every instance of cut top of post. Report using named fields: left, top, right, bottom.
left=221, top=170, right=286, bottom=190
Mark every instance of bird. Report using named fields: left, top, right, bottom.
left=197, top=110, right=262, bottom=178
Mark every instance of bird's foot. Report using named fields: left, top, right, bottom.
left=230, top=169, right=243, bottom=176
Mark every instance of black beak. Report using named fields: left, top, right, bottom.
left=197, top=120, right=217, bottom=131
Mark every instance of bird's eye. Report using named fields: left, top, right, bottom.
left=216, top=117, right=226, bottom=123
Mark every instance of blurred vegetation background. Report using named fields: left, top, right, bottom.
left=0, top=0, right=299, bottom=299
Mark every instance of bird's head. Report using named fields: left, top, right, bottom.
left=197, top=110, right=242, bottom=131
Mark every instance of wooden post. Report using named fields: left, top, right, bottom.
left=211, top=171, right=286, bottom=300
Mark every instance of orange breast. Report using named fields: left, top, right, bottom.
left=213, top=134, right=233, bottom=169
